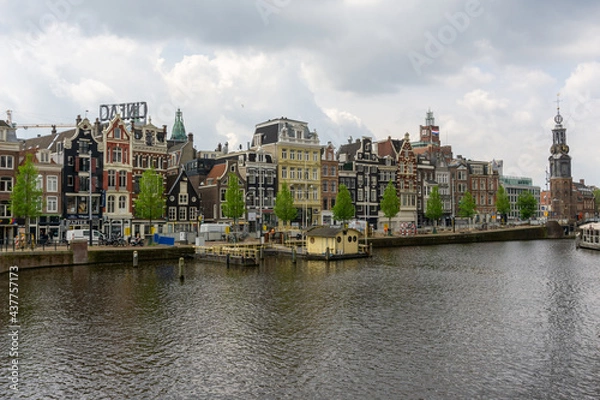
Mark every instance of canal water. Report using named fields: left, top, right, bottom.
left=1, top=240, right=599, bottom=399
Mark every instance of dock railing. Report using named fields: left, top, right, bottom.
left=196, top=244, right=261, bottom=260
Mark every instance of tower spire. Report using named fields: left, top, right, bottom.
left=425, top=108, right=435, bottom=126
left=171, top=108, right=187, bottom=142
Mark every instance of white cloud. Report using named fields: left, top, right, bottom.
left=457, top=89, right=508, bottom=112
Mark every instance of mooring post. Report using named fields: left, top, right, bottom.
left=292, top=247, right=296, bottom=263
left=325, top=247, right=330, bottom=261
left=133, top=251, right=138, bottom=267
left=226, top=253, right=230, bottom=268
left=179, top=257, right=184, bottom=281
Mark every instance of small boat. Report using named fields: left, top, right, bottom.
left=575, top=222, right=600, bottom=251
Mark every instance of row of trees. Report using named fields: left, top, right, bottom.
left=221, top=174, right=364, bottom=231
left=424, top=185, right=539, bottom=227
left=221, top=174, right=542, bottom=234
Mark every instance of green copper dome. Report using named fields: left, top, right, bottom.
left=171, top=108, right=187, bottom=141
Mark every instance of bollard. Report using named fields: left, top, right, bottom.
left=133, top=251, right=138, bottom=267
left=179, top=257, right=184, bottom=281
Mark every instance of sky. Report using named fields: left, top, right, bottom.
left=2, top=0, right=600, bottom=189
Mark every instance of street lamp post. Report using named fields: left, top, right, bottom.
left=88, top=149, right=93, bottom=247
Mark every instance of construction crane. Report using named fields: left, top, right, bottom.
left=6, top=109, right=77, bottom=130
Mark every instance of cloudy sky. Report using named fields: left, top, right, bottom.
left=2, top=0, right=600, bottom=188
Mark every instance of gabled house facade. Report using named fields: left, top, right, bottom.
left=0, top=120, right=20, bottom=243
left=102, top=115, right=134, bottom=237
left=468, top=159, right=500, bottom=223
left=338, top=137, right=379, bottom=227
left=20, top=147, right=62, bottom=241
left=131, top=119, right=168, bottom=193
left=198, top=160, right=246, bottom=226
left=61, top=116, right=103, bottom=238
left=219, top=148, right=278, bottom=233
left=321, top=142, right=338, bottom=226
left=396, top=133, right=418, bottom=225
left=165, top=169, right=200, bottom=233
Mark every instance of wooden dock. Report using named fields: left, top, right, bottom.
left=195, top=244, right=262, bottom=266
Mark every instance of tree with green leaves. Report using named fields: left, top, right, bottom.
left=517, top=191, right=538, bottom=220
left=274, top=182, right=297, bottom=227
left=10, top=153, right=43, bottom=246
left=332, top=184, right=355, bottom=224
left=593, top=188, right=600, bottom=217
left=495, top=185, right=510, bottom=225
left=380, top=180, right=399, bottom=235
left=425, top=186, right=444, bottom=228
left=458, top=191, right=477, bottom=229
left=135, top=167, right=165, bottom=239
left=222, top=173, right=246, bottom=239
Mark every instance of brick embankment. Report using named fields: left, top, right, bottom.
left=1, top=244, right=196, bottom=273
left=367, top=225, right=557, bottom=248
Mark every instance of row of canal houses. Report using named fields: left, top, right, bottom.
left=1, top=108, right=513, bottom=244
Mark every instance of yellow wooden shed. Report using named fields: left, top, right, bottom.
left=305, top=226, right=363, bottom=257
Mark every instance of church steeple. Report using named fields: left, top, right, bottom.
left=549, top=95, right=570, bottom=172
left=548, top=94, right=574, bottom=221
left=171, top=108, right=187, bottom=142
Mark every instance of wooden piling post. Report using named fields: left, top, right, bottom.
left=133, top=251, right=138, bottom=267
left=179, top=257, right=185, bottom=281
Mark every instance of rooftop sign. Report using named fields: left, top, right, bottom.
left=99, top=102, right=147, bottom=122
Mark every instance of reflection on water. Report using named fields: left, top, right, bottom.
left=1, top=240, right=599, bottom=399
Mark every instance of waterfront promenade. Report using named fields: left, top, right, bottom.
left=1, top=224, right=568, bottom=273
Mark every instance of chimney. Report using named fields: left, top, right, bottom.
left=188, top=133, right=193, bottom=142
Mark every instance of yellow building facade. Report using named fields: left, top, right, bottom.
left=253, top=118, right=322, bottom=228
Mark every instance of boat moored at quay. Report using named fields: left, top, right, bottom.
left=576, top=222, right=600, bottom=251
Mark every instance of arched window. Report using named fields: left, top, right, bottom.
left=119, top=196, right=127, bottom=211
left=107, top=195, right=115, bottom=213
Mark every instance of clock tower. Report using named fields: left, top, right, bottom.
left=548, top=101, right=574, bottom=221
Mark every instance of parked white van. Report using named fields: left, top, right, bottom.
left=66, top=229, right=104, bottom=245
left=199, top=223, right=229, bottom=241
